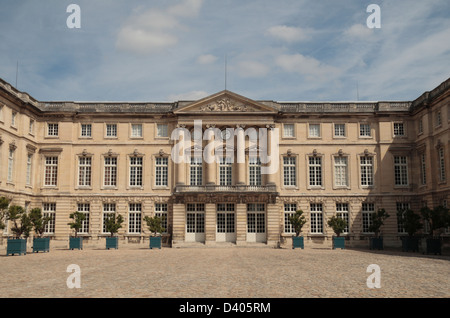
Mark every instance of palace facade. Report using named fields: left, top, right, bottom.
left=0, top=77, right=449, bottom=248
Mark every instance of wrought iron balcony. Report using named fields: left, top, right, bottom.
left=174, top=184, right=277, bottom=193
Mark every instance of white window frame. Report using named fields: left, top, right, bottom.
left=283, top=124, right=295, bottom=138
left=190, top=157, right=203, bottom=186
left=129, top=156, right=143, bottom=187
left=308, top=156, right=322, bottom=187
left=439, top=147, right=446, bottom=182
left=394, top=155, right=409, bottom=186
left=102, top=203, right=116, bottom=234
left=310, top=203, right=323, bottom=234
left=336, top=203, right=349, bottom=234
left=77, top=203, right=90, bottom=234
left=308, top=124, right=321, bottom=138
left=283, top=203, right=297, bottom=234
left=80, top=124, right=92, bottom=138
left=43, top=203, right=56, bottom=234
left=396, top=202, right=410, bottom=234
left=393, top=122, right=405, bottom=137
left=334, top=156, right=348, bottom=187
left=47, top=123, right=59, bottom=137
left=78, top=156, right=92, bottom=187
left=29, top=119, right=35, bottom=135
left=131, top=124, right=143, bottom=138
left=7, top=148, right=14, bottom=183
left=155, top=203, right=168, bottom=234
left=249, top=157, right=262, bottom=186
left=11, top=111, right=16, bottom=127
left=106, top=124, right=117, bottom=138
left=359, top=123, right=371, bottom=138
left=186, top=203, right=205, bottom=234
left=44, top=156, right=58, bottom=186
left=283, top=156, right=296, bottom=187
left=155, top=157, right=169, bottom=187
left=362, top=202, right=375, bottom=233
left=26, top=153, right=33, bottom=186
left=104, top=157, right=118, bottom=187
left=128, top=203, right=142, bottom=234
left=334, top=123, right=346, bottom=138
left=219, top=157, right=232, bottom=186
left=217, top=203, right=235, bottom=234
left=420, top=153, right=427, bottom=185
left=156, top=124, right=168, bottom=138
left=360, top=156, right=374, bottom=187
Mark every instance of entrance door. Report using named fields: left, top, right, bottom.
left=185, top=203, right=205, bottom=242
left=246, top=203, right=266, bottom=243
left=216, top=203, right=236, bottom=242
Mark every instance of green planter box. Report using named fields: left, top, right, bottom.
left=149, top=236, right=161, bottom=249
left=292, top=236, right=304, bottom=249
left=401, top=237, right=419, bottom=252
left=332, top=236, right=345, bottom=249
left=106, top=237, right=119, bottom=250
left=33, top=237, right=50, bottom=253
left=69, top=237, right=83, bottom=250
left=425, top=238, right=442, bottom=255
left=7, top=239, right=27, bottom=256
left=369, top=237, right=383, bottom=250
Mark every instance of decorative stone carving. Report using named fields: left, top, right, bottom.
left=200, top=98, right=248, bottom=112
left=9, top=142, right=17, bottom=151
left=159, top=149, right=165, bottom=157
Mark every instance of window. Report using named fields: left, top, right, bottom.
left=336, top=203, right=349, bottom=233
left=44, top=156, right=58, bottom=186
left=334, top=156, right=348, bottom=187
left=157, top=124, right=168, bottom=137
left=0, top=105, right=3, bottom=122
left=102, top=203, right=116, bottom=233
left=396, top=202, right=410, bottom=234
left=309, top=156, right=322, bottom=187
left=128, top=203, right=142, bottom=234
left=284, top=203, right=297, bottom=234
left=155, top=157, right=168, bottom=186
left=77, top=203, right=90, bottom=234
left=106, top=124, right=117, bottom=137
left=420, top=153, right=427, bottom=185
left=26, top=154, right=33, bottom=186
left=217, top=203, right=235, bottom=234
left=78, top=157, right=92, bottom=187
left=393, top=122, right=405, bottom=136
left=29, top=119, right=34, bottom=134
left=283, top=156, right=296, bottom=187
left=360, top=156, right=374, bottom=186
left=439, top=147, right=446, bottom=182
left=247, top=203, right=265, bottom=234
left=7, top=149, right=14, bottom=182
left=394, top=156, right=408, bottom=186
left=187, top=203, right=205, bottom=234
left=190, top=157, right=203, bottom=186
left=310, top=203, right=323, bottom=234
left=283, top=124, right=295, bottom=138
left=11, top=111, right=16, bottom=127
left=309, top=124, right=320, bottom=138
left=104, top=157, right=117, bottom=187
left=47, top=123, right=59, bottom=137
left=155, top=203, right=168, bottom=233
left=249, top=157, right=262, bottom=186
left=362, top=203, right=375, bottom=233
left=131, top=124, right=142, bottom=138
left=43, top=203, right=56, bottom=234
left=219, top=157, right=232, bottom=186
left=359, top=123, right=371, bottom=137
left=334, top=124, right=346, bottom=137
left=129, top=157, right=143, bottom=187
left=436, top=111, right=442, bottom=127
left=81, top=124, right=92, bottom=137
left=418, top=117, right=423, bottom=134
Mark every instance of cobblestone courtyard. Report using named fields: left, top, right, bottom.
left=0, top=247, right=449, bottom=298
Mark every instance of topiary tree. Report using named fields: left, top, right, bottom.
left=144, top=215, right=165, bottom=237
left=29, top=208, right=51, bottom=238
left=397, top=209, right=422, bottom=237
left=68, top=211, right=86, bottom=238
left=104, top=214, right=124, bottom=237
left=0, top=196, right=11, bottom=231
left=420, top=206, right=449, bottom=237
left=288, top=210, right=307, bottom=237
left=368, top=208, right=390, bottom=238
left=327, top=215, right=347, bottom=237
left=6, top=205, right=33, bottom=239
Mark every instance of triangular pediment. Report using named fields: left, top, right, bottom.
left=174, top=90, right=278, bottom=114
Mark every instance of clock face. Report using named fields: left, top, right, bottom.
left=221, top=129, right=232, bottom=140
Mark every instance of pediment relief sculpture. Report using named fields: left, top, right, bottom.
left=200, top=98, right=251, bottom=112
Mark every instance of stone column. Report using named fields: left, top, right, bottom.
left=265, top=124, right=277, bottom=187
left=236, top=124, right=246, bottom=185
left=205, top=203, right=216, bottom=245
left=205, top=124, right=216, bottom=185
left=172, top=202, right=186, bottom=247
left=266, top=202, right=280, bottom=247
left=175, top=124, right=186, bottom=186
left=235, top=203, right=247, bottom=245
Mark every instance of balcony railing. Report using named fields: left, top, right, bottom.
left=174, top=184, right=277, bottom=193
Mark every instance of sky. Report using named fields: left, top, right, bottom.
left=0, top=0, right=449, bottom=103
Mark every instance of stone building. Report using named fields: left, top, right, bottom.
left=0, top=76, right=449, bottom=248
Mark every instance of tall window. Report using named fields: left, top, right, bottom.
left=11, top=111, right=16, bottom=127
left=128, top=203, right=142, bottom=233
left=157, top=124, right=168, bottom=137
left=43, top=203, right=56, bottom=234
left=104, top=157, right=117, bottom=187
left=336, top=203, right=349, bottom=233
left=247, top=203, right=265, bottom=234
left=47, top=123, right=59, bottom=136
left=249, top=157, right=262, bottom=186
left=187, top=203, right=205, bottom=234
left=393, top=122, right=405, bottom=136
left=217, top=203, right=235, bottom=234
left=26, top=153, right=33, bottom=186
left=418, top=117, right=423, bottom=134
left=77, top=203, right=90, bottom=234
left=129, top=157, right=143, bottom=187
left=394, top=156, right=408, bottom=186
left=362, top=203, right=375, bottom=233
left=420, top=153, right=427, bottom=185
left=219, top=157, right=232, bottom=186
left=334, top=156, right=348, bottom=187
left=283, top=124, right=295, bottom=138
left=283, top=156, right=296, bottom=187
left=29, top=119, right=35, bottom=134
left=106, top=124, right=117, bottom=137
left=78, top=157, right=92, bottom=187
left=155, top=203, right=168, bottom=233
left=436, top=111, right=442, bottom=127
left=81, top=124, right=92, bottom=137
left=360, top=123, right=371, bottom=137
left=439, top=147, right=446, bottom=182
left=396, top=202, right=410, bottom=233
left=190, top=157, right=203, bottom=186
left=284, top=203, right=297, bottom=234
left=131, top=124, right=142, bottom=137
left=155, top=157, right=168, bottom=186
left=309, top=156, right=322, bottom=187
left=334, top=124, right=346, bottom=137
left=309, top=124, right=320, bottom=137
left=102, top=203, right=116, bottom=233
left=7, top=149, right=14, bottom=182
left=310, top=203, right=323, bottom=234
left=44, top=156, right=58, bottom=186
left=360, top=156, right=374, bottom=186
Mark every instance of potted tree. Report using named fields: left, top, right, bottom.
left=288, top=209, right=307, bottom=249
left=398, top=209, right=422, bottom=252
left=68, top=211, right=86, bottom=250
left=327, top=214, right=347, bottom=249
left=29, top=208, right=51, bottom=253
left=144, top=215, right=165, bottom=249
left=368, top=208, right=390, bottom=250
left=0, top=196, right=10, bottom=235
left=104, top=213, right=124, bottom=250
left=420, top=206, right=449, bottom=255
left=6, top=205, right=32, bottom=256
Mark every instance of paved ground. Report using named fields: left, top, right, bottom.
left=0, top=246, right=449, bottom=298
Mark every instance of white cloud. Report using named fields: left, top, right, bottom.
left=275, top=54, right=340, bottom=80
left=236, top=60, right=270, bottom=78
left=197, top=54, right=218, bottom=64
left=343, top=24, right=374, bottom=40
left=266, top=25, right=311, bottom=43
left=168, top=90, right=209, bottom=101
left=168, top=0, right=204, bottom=17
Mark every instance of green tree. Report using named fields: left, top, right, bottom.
left=327, top=215, right=347, bottom=237
left=0, top=196, right=10, bottom=231
left=288, top=210, right=307, bottom=237
left=144, top=215, right=165, bottom=237
left=368, top=208, right=390, bottom=237
left=104, top=214, right=124, bottom=237
left=6, top=205, right=33, bottom=239
left=68, top=211, right=86, bottom=238
left=397, top=209, right=422, bottom=237
left=420, top=206, right=449, bottom=237
left=29, top=208, right=51, bottom=238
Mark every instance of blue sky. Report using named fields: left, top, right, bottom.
left=0, top=0, right=449, bottom=102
